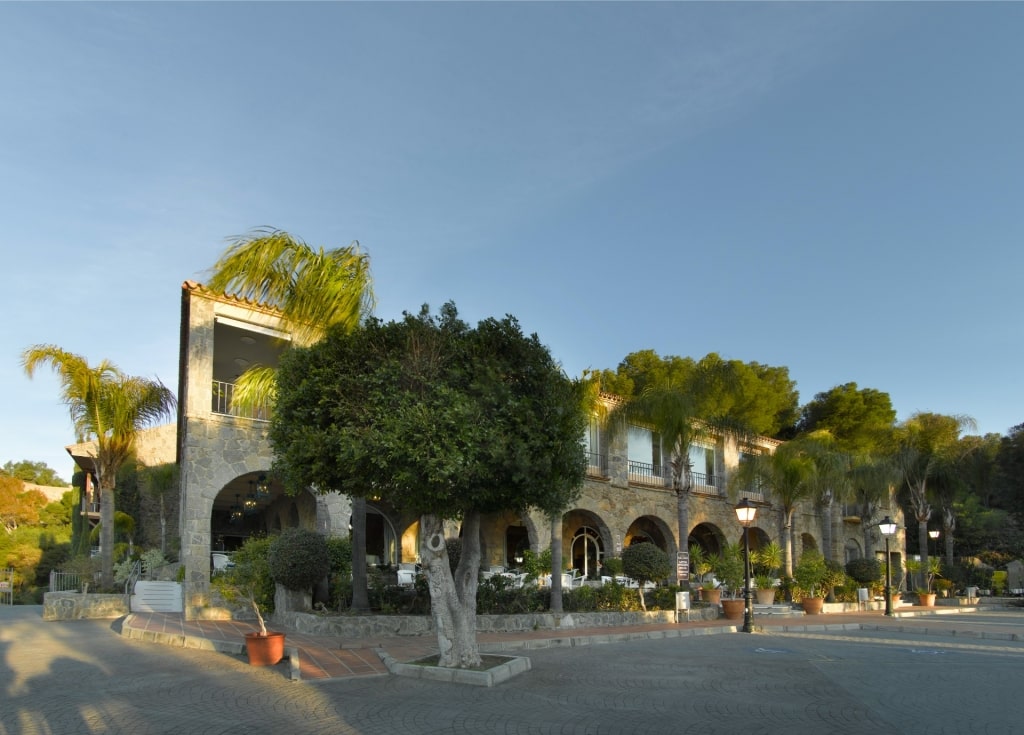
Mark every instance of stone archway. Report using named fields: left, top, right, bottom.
left=563, top=509, right=612, bottom=580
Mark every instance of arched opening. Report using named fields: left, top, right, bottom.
left=688, top=522, right=725, bottom=558
left=624, top=515, right=672, bottom=552
left=845, top=537, right=863, bottom=564
left=505, top=525, right=530, bottom=568
left=570, top=526, right=604, bottom=579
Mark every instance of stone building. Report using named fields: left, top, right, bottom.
left=118, top=281, right=905, bottom=617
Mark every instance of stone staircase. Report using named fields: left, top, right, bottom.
left=752, top=603, right=805, bottom=617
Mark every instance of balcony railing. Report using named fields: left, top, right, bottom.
left=586, top=451, right=608, bottom=478
left=626, top=462, right=725, bottom=495
left=212, top=381, right=272, bottom=422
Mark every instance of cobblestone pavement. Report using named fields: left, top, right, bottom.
left=2, top=604, right=1023, bottom=734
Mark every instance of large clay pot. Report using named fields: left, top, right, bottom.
left=245, top=631, right=286, bottom=666
left=801, top=597, right=824, bottom=615
left=721, top=598, right=746, bottom=620
left=755, top=588, right=776, bottom=605
left=918, top=593, right=936, bottom=607
left=702, top=588, right=722, bottom=605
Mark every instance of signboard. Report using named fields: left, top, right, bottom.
left=676, top=551, right=689, bottom=582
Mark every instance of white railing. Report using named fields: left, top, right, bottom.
left=49, top=570, right=82, bottom=593
left=211, top=381, right=271, bottom=421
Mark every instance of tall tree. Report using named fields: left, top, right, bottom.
left=995, top=423, right=1024, bottom=522
left=604, top=355, right=753, bottom=580
left=797, top=383, right=897, bottom=455
left=270, top=304, right=587, bottom=668
left=138, top=463, right=179, bottom=556
left=893, top=412, right=975, bottom=589
left=22, top=346, right=175, bottom=587
left=204, top=227, right=374, bottom=610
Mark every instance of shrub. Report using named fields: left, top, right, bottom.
left=325, top=536, right=352, bottom=610
left=622, top=543, right=671, bottom=586
left=268, top=528, right=330, bottom=591
left=845, top=557, right=882, bottom=585
left=793, top=550, right=827, bottom=597
left=601, top=556, right=624, bottom=577
left=212, top=535, right=274, bottom=632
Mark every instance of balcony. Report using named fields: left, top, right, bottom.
left=626, top=462, right=724, bottom=495
left=212, top=381, right=272, bottom=422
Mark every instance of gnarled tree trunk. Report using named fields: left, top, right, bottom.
left=421, top=511, right=482, bottom=668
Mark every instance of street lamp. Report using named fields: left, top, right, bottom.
left=735, top=498, right=757, bottom=633
left=880, top=516, right=897, bottom=616
left=928, top=529, right=940, bottom=558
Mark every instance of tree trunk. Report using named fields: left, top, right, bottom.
left=943, top=507, right=956, bottom=568
left=673, top=453, right=692, bottom=584
left=421, top=512, right=481, bottom=668
left=99, top=481, right=115, bottom=589
left=549, top=512, right=563, bottom=614
left=350, top=496, right=370, bottom=612
left=916, top=511, right=931, bottom=591
left=782, top=508, right=794, bottom=578
left=820, top=493, right=834, bottom=563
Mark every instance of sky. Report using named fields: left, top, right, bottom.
left=2, top=2, right=1022, bottom=483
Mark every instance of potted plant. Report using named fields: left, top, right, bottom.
left=688, top=544, right=718, bottom=603
left=212, top=536, right=284, bottom=665
left=793, top=549, right=827, bottom=614
left=905, top=557, right=941, bottom=606
left=752, top=541, right=782, bottom=605
left=714, top=543, right=746, bottom=620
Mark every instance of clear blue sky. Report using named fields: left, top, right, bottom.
left=3, top=2, right=1021, bottom=481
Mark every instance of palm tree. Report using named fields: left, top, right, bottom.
left=22, top=346, right=175, bottom=588
left=604, top=358, right=749, bottom=580
left=730, top=433, right=842, bottom=576
left=847, top=452, right=900, bottom=557
left=893, top=412, right=975, bottom=589
left=204, top=228, right=374, bottom=609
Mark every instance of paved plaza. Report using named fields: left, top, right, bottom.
left=2, top=604, right=1023, bottom=734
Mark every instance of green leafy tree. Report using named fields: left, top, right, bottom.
left=0, top=477, right=47, bottom=534
left=22, top=346, right=175, bottom=588
left=621, top=542, right=672, bottom=611
left=270, top=303, right=587, bottom=668
left=204, top=227, right=374, bottom=611
left=994, top=423, right=1024, bottom=522
left=797, top=383, right=897, bottom=455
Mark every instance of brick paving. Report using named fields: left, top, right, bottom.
left=4, top=603, right=1024, bottom=735
left=120, top=603, right=1024, bottom=681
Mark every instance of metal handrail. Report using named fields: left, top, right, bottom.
left=211, top=380, right=272, bottom=421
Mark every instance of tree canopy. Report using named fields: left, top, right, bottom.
left=271, top=303, right=587, bottom=518
left=1, top=460, right=68, bottom=487
left=796, top=382, right=897, bottom=454
left=595, top=350, right=798, bottom=438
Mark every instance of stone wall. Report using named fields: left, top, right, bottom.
left=273, top=606, right=720, bottom=638
left=43, top=592, right=129, bottom=621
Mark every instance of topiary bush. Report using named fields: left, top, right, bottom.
left=267, top=528, right=330, bottom=591
left=845, top=557, right=882, bottom=585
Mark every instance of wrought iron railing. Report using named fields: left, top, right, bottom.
left=49, top=570, right=82, bottom=593
left=212, top=380, right=271, bottom=421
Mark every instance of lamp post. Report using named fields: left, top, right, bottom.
left=928, top=528, right=940, bottom=559
left=880, top=516, right=897, bottom=616
left=735, top=498, right=757, bottom=633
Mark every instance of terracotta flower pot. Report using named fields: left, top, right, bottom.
left=918, top=593, right=936, bottom=607
left=244, top=631, right=286, bottom=666
left=721, top=598, right=746, bottom=620
left=755, top=588, right=776, bottom=605
left=801, top=597, right=824, bottom=615
left=701, top=588, right=722, bottom=605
